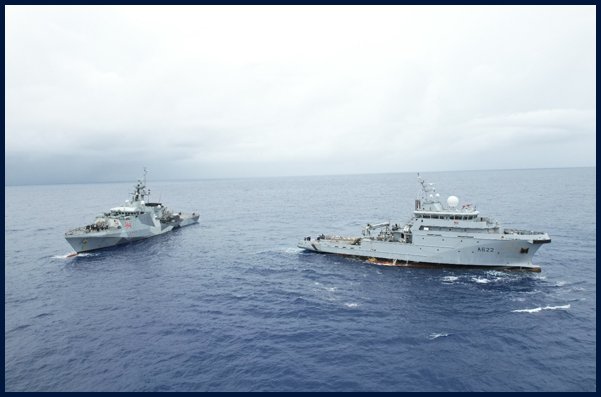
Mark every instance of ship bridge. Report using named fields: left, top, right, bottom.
left=413, top=210, right=480, bottom=220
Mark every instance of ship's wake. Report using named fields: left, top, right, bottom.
left=428, top=332, right=450, bottom=340
left=512, top=304, right=571, bottom=313
left=52, top=252, right=95, bottom=259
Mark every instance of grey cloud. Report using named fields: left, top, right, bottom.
left=5, top=5, right=596, bottom=185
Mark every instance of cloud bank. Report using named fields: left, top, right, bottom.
left=5, top=5, right=596, bottom=185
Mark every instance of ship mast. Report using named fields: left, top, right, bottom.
left=132, top=168, right=149, bottom=204
left=144, top=167, right=150, bottom=202
left=415, top=173, right=443, bottom=211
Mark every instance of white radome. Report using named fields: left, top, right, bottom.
left=447, top=195, right=459, bottom=208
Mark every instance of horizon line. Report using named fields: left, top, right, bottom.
left=5, top=165, right=596, bottom=187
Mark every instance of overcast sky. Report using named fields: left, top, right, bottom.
left=5, top=5, right=596, bottom=185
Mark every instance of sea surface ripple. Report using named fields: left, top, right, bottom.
left=5, top=168, right=596, bottom=391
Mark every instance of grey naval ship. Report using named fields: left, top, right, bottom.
left=298, top=174, right=551, bottom=272
left=65, top=170, right=199, bottom=253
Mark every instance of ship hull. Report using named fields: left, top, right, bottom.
left=298, top=234, right=548, bottom=272
left=66, top=213, right=199, bottom=253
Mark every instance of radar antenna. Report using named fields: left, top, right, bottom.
left=417, top=173, right=436, bottom=202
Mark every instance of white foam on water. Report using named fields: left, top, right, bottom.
left=52, top=252, right=81, bottom=259
left=344, top=303, right=359, bottom=308
left=325, top=287, right=337, bottom=292
left=283, top=247, right=303, bottom=254
left=442, top=276, right=459, bottom=283
left=257, top=247, right=304, bottom=255
left=471, top=277, right=491, bottom=284
left=428, top=332, right=450, bottom=340
left=512, top=304, right=571, bottom=313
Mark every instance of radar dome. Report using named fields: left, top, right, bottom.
left=447, top=196, right=459, bottom=208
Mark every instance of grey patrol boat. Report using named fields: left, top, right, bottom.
left=298, top=174, right=551, bottom=272
left=65, top=170, right=199, bottom=253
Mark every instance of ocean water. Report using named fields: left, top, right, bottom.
left=4, top=168, right=596, bottom=392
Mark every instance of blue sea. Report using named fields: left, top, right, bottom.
left=4, top=168, right=596, bottom=392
